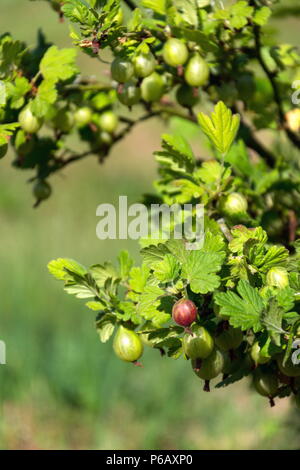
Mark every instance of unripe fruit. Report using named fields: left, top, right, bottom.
left=141, top=72, right=165, bottom=102
left=18, top=107, right=42, bottom=134
left=176, top=84, right=199, bottom=108
left=250, top=341, right=271, bottom=365
left=253, top=371, right=278, bottom=397
left=99, top=130, right=113, bottom=146
left=266, top=267, right=289, bottom=289
left=215, top=326, right=243, bottom=352
left=220, top=192, right=248, bottom=216
left=277, top=355, right=300, bottom=377
left=172, top=299, right=197, bottom=327
left=162, top=38, right=188, bottom=67
left=184, top=54, right=210, bottom=87
left=113, top=325, right=143, bottom=362
left=111, top=57, right=134, bottom=83
left=74, top=107, right=92, bottom=127
left=0, top=142, right=8, bottom=159
left=192, top=348, right=224, bottom=380
left=133, top=52, right=156, bottom=78
left=183, top=325, right=214, bottom=359
left=53, top=109, right=74, bottom=133
left=33, top=180, right=51, bottom=201
left=117, top=82, right=141, bottom=106
left=98, top=111, right=118, bottom=133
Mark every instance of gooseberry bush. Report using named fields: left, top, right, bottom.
left=2, top=0, right=300, bottom=407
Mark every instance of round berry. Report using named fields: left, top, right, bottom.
left=163, top=38, right=188, bottom=67
left=172, top=298, right=197, bottom=327
left=184, top=54, right=210, bottom=87
left=183, top=325, right=214, bottom=359
left=111, top=57, right=134, bottom=83
left=113, top=325, right=143, bottom=363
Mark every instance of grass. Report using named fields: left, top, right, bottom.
left=0, top=0, right=299, bottom=450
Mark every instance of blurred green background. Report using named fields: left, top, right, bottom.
left=0, top=0, right=299, bottom=450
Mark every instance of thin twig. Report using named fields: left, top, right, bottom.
left=122, top=0, right=136, bottom=10
left=253, top=24, right=300, bottom=151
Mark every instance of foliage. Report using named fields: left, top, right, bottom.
left=2, top=0, right=300, bottom=408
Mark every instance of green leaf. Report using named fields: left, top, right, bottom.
left=155, top=337, right=183, bottom=359
left=169, top=0, right=199, bottom=27
left=118, top=250, right=133, bottom=280
left=153, top=254, right=180, bottom=282
left=274, top=287, right=295, bottom=313
left=198, top=101, right=240, bottom=155
left=128, top=265, right=150, bottom=293
left=0, top=122, right=19, bottom=145
left=118, top=301, right=141, bottom=325
left=96, top=313, right=116, bottom=343
left=48, top=258, right=87, bottom=281
left=182, top=250, right=224, bottom=294
left=140, top=243, right=170, bottom=268
left=62, top=0, right=98, bottom=26
left=253, top=7, right=271, bottom=26
left=31, top=79, right=57, bottom=117
left=64, top=283, right=94, bottom=299
left=141, top=0, right=166, bottom=15
left=85, top=300, right=105, bottom=311
left=137, top=283, right=170, bottom=326
left=40, top=46, right=78, bottom=82
left=155, top=134, right=195, bottom=174
left=215, top=280, right=264, bottom=332
left=229, top=226, right=267, bottom=254
left=202, top=230, right=226, bottom=255
left=196, top=160, right=231, bottom=186
left=165, top=238, right=190, bottom=265
left=230, top=1, right=253, bottom=29
left=6, top=77, right=31, bottom=109
left=255, top=245, right=289, bottom=273
left=89, top=262, right=118, bottom=288
left=261, top=298, right=285, bottom=346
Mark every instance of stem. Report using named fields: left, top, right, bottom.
left=51, top=111, right=159, bottom=174
left=253, top=24, right=300, bottom=151
left=122, top=0, right=136, bottom=10
left=203, top=380, right=210, bottom=392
